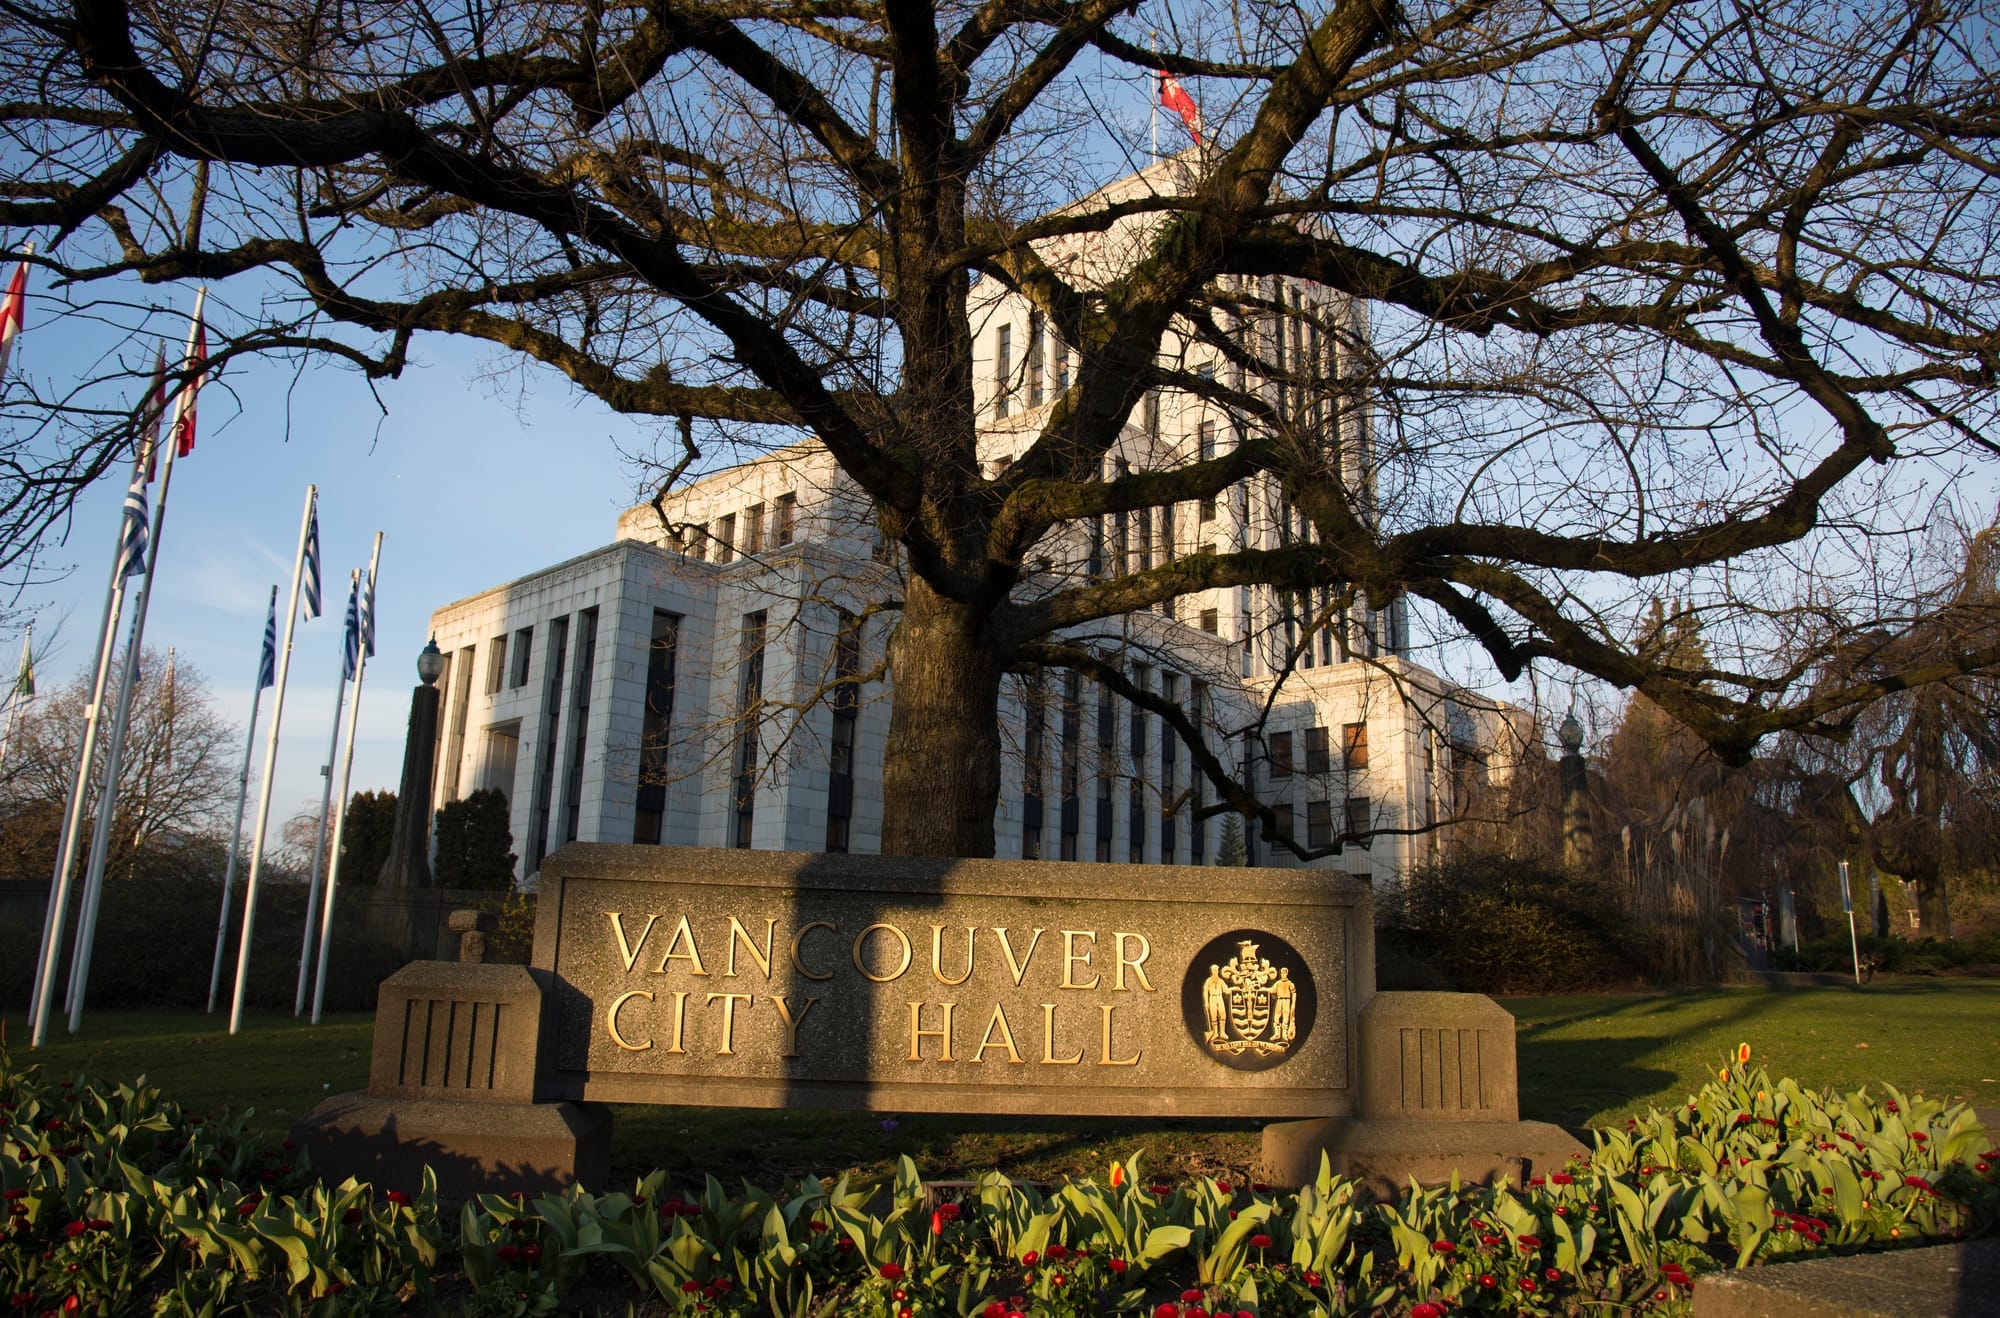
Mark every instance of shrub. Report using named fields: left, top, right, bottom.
left=432, top=789, right=517, bottom=891
left=5, top=1046, right=1993, bottom=1316
left=1779, top=930, right=2000, bottom=977
left=1381, top=852, right=1650, bottom=994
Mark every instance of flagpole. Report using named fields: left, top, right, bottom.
left=229, top=484, right=317, bottom=1035
left=209, top=585, right=275, bottom=1012
left=294, top=576, right=356, bottom=1015
left=311, top=533, right=383, bottom=1024
left=67, top=288, right=206, bottom=1033
left=28, top=448, right=153, bottom=1047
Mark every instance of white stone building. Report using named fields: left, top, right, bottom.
left=423, top=158, right=1524, bottom=885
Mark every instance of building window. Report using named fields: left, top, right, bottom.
left=1307, top=799, right=1333, bottom=850
left=1022, top=674, right=1045, bottom=860
left=527, top=616, right=568, bottom=870
left=1269, top=731, right=1293, bottom=778
left=1304, top=725, right=1331, bottom=774
left=774, top=492, right=797, bottom=545
left=1346, top=796, right=1373, bottom=848
left=1087, top=515, right=1104, bottom=581
left=510, top=627, right=534, bottom=688
left=825, top=612, right=861, bottom=853
left=1026, top=310, right=1045, bottom=408
left=1343, top=721, right=1369, bottom=771
left=1052, top=339, right=1069, bottom=395
left=744, top=502, right=766, bottom=555
left=1143, top=389, right=1159, bottom=439
left=1199, top=608, right=1219, bottom=635
left=1198, top=420, right=1216, bottom=461
left=1059, top=673, right=1081, bottom=861
left=1159, top=671, right=1178, bottom=864
left=1275, top=800, right=1295, bottom=844
left=486, top=636, right=508, bottom=694
left=733, top=611, right=767, bottom=848
left=632, top=610, right=681, bottom=845
left=479, top=723, right=521, bottom=805
left=714, top=514, right=736, bottom=564
left=1095, top=679, right=1116, bottom=862
left=1199, top=495, right=1216, bottom=523
left=1190, top=679, right=1207, bottom=864
left=1128, top=666, right=1148, bottom=863
left=560, top=609, right=598, bottom=846
left=995, top=323, right=1012, bottom=417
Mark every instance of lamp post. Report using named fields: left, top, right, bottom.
left=1557, top=711, right=1595, bottom=873
left=376, top=639, right=444, bottom=893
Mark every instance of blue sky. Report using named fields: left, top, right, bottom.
left=10, top=299, right=662, bottom=848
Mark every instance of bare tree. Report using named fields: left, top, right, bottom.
left=0, top=647, right=237, bottom=879
left=3, top=0, right=1999, bottom=856
left=1785, top=516, right=2000, bottom=936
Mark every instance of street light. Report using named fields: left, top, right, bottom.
left=417, top=637, right=444, bottom=686
left=1557, top=710, right=1583, bottom=753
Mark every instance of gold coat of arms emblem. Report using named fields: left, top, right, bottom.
left=1199, top=939, right=1299, bottom=1058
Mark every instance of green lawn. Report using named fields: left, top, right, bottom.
left=1508, top=978, right=2000, bottom=1130
left=8, top=978, right=1995, bottom=1187
left=0, top=1010, right=375, bottom=1133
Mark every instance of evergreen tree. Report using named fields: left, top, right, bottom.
left=1216, top=814, right=1250, bottom=867
left=338, top=791, right=397, bottom=887
left=432, top=789, right=517, bottom=891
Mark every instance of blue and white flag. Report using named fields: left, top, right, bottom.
left=340, top=575, right=361, bottom=681
left=359, top=567, right=376, bottom=660
left=257, top=591, right=277, bottom=691
left=302, top=503, right=322, bottom=619
left=114, top=470, right=149, bottom=580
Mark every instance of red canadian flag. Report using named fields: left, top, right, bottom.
left=173, top=317, right=208, bottom=458
left=0, top=260, right=27, bottom=382
left=1157, top=70, right=1205, bottom=139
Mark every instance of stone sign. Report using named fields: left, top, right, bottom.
left=530, top=845, right=1374, bottom=1119
left=295, top=845, right=1584, bottom=1199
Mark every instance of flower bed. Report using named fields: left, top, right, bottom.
left=3, top=1045, right=1994, bottom=1316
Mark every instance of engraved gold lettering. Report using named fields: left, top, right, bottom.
left=607, top=990, right=653, bottom=1051
left=652, top=915, right=709, bottom=976
left=993, top=927, right=1045, bottom=986
left=929, top=924, right=976, bottom=986
left=969, top=1003, right=1024, bottom=1064
left=607, top=913, right=659, bottom=973
left=664, top=990, right=689, bottom=1054
left=1113, top=932, right=1155, bottom=991
left=706, top=992, right=752, bottom=1055
left=790, top=921, right=836, bottom=981
left=726, top=916, right=776, bottom=979
left=907, top=1001, right=957, bottom=1062
left=1099, top=1003, right=1141, bottom=1066
left=1060, top=930, right=1100, bottom=989
left=1040, top=1002, right=1082, bottom=1065
left=853, top=923, right=914, bottom=983
left=770, top=994, right=819, bottom=1058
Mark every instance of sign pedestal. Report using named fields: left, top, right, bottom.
left=1260, top=992, right=1585, bottom=1194
left=292, top=961, right=610, bottom=1199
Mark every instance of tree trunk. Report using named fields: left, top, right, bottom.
left=879, top=578, right=1008, bottom=857
left=1916, top=872, right=1953, bottom=940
